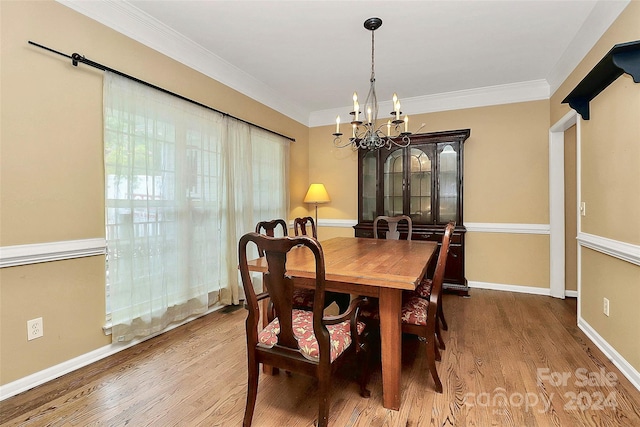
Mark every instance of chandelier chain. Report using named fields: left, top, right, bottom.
left=370, top=30, right=375, bottom=83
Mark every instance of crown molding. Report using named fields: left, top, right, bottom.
left=57, top=0, right=629, bottom=128
left=309, top=80, right=550, bottom=127
left=55, top=0, right=310, bottom=125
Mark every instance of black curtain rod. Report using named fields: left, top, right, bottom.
left=28, top=40, right=296, bottom=142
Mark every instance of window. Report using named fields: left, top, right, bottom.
left=104, top=72, right=288, bottom=341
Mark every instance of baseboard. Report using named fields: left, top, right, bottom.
left=468, top=280, right=552, bottom=296
left=578, top=317, right=640, bottom=392
left=468, top=282, right=638, bottom=391
left=468, top=281, right=579, bottom=299
left=0, top=305, right=223, bottom=401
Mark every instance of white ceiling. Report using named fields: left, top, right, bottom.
left=60, top=0, right=630, bottom=126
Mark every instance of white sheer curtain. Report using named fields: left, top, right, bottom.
left=104, top=72, right=289, bottom=342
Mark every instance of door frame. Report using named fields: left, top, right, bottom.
left=549, top=109, right=579, bottom=298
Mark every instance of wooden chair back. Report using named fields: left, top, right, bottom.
left=238, top=232, right=368, bottom=426
left=293, top=216, right=317, bottom=238
left=254, top=219, right=288, bottom=256
left=373, top=215, right=413, bottom=240
left=432, top=222, right=455, bottom=294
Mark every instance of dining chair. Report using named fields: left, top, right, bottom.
left=255, top=219, right=288, bottom=249
left=238, top=232, right=370, bottom=427
left=359, top=238, right=447, bottom=393
left=360, top=219, right=453, bottom=393
left=292, top=216, right=351, bottom=314
left=410, top=221, right=455, bottom=350
left=373, top=215, right=413, bottom=240
left=293, top=216, right=317, bottom=238
left=398, top=229, right=449, bottom=393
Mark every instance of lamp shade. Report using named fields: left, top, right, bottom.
left=303, top=183, right=330, bottom=204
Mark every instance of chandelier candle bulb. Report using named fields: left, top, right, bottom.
left=404, top=115, right=409, bottom=132
left=387, top=120, right=391, bottom=136
left=367, top=107, right=372, bottom=124
left=393, top=93, right=400, bottom=119
left=353, top=92, right=358, bottom=111
left=354, top=101, right=359, bottom=121
left=336, top=116, right=340, bottom=133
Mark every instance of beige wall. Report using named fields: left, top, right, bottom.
left=550, top=1, right=640, bottom=373
left=311, top=101, right=551, bottom=224
left=310, top=100, right=552, bottom=288
left=580, top=75, right=640, bottom=243
left=581, top=248, right=640, bottom=369
left=0, top=258, right=109, bottom=380
left=308, top=126, right=360, bottom=220
left=2, top=0, right=639, bottom=389
left=0, top=0, right=308, bottom=385
left=466, top=233, right=550, bottom=288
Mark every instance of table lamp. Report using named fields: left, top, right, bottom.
left=303, top=183, right=330, bottom=225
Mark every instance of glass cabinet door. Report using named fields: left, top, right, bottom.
left=437, top=143, right=459, bottom=222
left=361, top=151, right=377, bottom=221
left=409, top=147, right=432, bottom=223
left=383, top=149, right=404, bottom=216
left=357, top=130, right=468, bottom=227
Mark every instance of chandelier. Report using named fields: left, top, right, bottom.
left=333, top=17, right=421, bottom=151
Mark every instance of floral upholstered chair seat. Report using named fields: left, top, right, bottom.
left=400, top=295, right=430, bottom=326
left=359, top=295, right=430, bottom=326
left=411, top=278, right=433, bottom=299
left=258, top=309, right=365, bottom=362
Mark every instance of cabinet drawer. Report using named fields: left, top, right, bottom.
left=414, top=231, right=462, bottom=244
left=414, top=232, right=440, bottom=242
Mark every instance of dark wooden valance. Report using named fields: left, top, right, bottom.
left=562, top=40, right=640, bottom=120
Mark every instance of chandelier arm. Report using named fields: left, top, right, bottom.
left=333, top=136, right=357, bottom=149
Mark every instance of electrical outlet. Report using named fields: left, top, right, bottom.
left=603, top=298, right=610, bottom=317
left=27, top=317, right=43, bottom=340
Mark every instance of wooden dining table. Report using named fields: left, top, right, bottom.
left=245, top=236, right=438, bottom=410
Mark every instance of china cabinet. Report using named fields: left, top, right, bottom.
left=354, top=129, right=471, bottom=294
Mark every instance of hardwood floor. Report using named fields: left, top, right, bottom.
left=2, top=290, right=639, bottom=426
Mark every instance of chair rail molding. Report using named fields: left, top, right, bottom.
left=578, top=232, right=640, bottom=267
left=464, top=223, right=550, bottom=234
left=314, top=221, right=551, bottom=234
left=291, top=219, right=358, bottom=229
left=0, top=238, right=106, bottom=268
